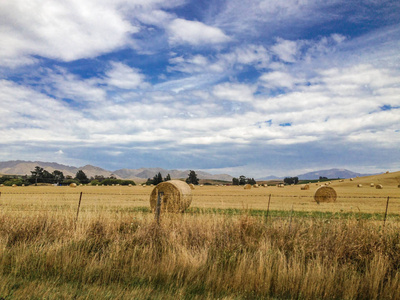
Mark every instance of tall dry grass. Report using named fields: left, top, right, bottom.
left=0, top=210, right=400, bottom=299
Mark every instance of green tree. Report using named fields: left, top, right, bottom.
left=186, top=170, right=199, bottom=185
left=239, top=175, right=246, bottom=185
left=75, top=170, right=89, bottom=184
left=164, top=174, right=171, bottom=181
left=152, top=172, right=163, bottom=185
left=52, top=170, right=64, bottom=185
left=30, top=166, right=44, bottom=185
left=232, top=177, right=239, bottom=185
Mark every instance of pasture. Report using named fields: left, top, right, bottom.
left=0, top=172, right=400, bottom=299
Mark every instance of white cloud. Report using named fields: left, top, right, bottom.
left=271, top=38, right=300, bottom=63
left=213, top=83, right=256, bottom=102
left=259, top=71, right=302, bottom=89
left=105, top=62, right=148, bottom=89
left=0, top=0, right=138, bottom=66
left=167, top=18, right=231, bottom=46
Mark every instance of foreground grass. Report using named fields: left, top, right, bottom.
left=0, top=211, right=400, bottom=299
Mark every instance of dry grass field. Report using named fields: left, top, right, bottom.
left=0, top=171, right=399, bottom=299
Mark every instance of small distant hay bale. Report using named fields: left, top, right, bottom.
left=350, top=178, right=354, bottom=181
left=301, top=184, right=310, bottom=190
left=253, top=184, right=259, bottom=188
left=386, top=171, right=389, bottom=174
left=69, top=183, right=77, bottom=188
left=277, top=184, right=284, bottom=188
left=244, top=184, right=252, bottom=189
left=200, top=184, right=203, bottom=187
left=376, top=184, right=383, bottom=189
left=0, top=184, right=3, bottom=187
left=370, top=183, right=374, bottom=187
left=357, top=184, right=363, bottom=188
left=314, top=186, right=337, bottom=203
left=150, top=180, right=192, bottom=213
left=339, top=180, right=344, bottom=182
left=12, top=184, right=17, bottom=187
left=22, top=184, right=25, bottom=187
left=188, top=183, right=195, bottom=190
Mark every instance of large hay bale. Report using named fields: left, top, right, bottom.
left=69, top=183, right=77, bottom=188
left=314, top=186, right=337, bottom=203
left=301, top=184, right=310, bottom=190
left=244, top=184, right=252, bottom=189
left=376, top=184, right=383, bottom=189
left=150, top=180, right=192, bottom=213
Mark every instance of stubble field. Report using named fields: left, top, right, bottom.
left=0, top=172, right=399, bottom=299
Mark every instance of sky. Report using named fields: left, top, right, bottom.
left=0, top=0, right=399, bottom=178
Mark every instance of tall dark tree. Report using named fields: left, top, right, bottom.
left=152, top=172, right=163, bottom=185
left=186, top=170, right=199, bottom=185
left=31, top=166, right=44, bottom=185
left=232, top=177, right=239, bottom=185
left=52, top=170, right=64, bottom=185
left=239, top=175, right=246, bottom=185
left=164, top=173, right=171, bottom=181
left=75, top=170, right=89, bottom=184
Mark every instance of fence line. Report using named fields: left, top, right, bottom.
left=0, top=192, right=399, bottom=199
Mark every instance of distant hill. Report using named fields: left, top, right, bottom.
left=0, top=160, right=117, bottom=178
left=256, top=175, right=282, bottom=181
left=297, top=168, right=374, bottom=180
left=0, top=160, right=233, bottom=181
left=114, top=168, right=233, bottom=181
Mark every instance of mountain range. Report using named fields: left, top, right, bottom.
left=0, top=161, right=376, bottom=182
left=0, top=161, right=233, bottom=182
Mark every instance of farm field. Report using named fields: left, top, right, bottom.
left=1, top=171, right=400, bottom=215
left=0, top=171, right=400, bottom=299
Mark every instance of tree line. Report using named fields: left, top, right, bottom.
left=232, top=175, right=257, bottom=185
left=145, top=170, right=199, bottom=185
left=0, top=166, right=135, bottom=186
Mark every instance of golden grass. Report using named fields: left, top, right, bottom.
left=0, top=209, right=399, bottom=299
left=0, top=172, right=400, bottom=299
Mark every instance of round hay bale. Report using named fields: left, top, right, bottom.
left=350, top=178, right=354, bottom=181
left=253, top=184, right=259, bottom=188
left=12, top=184, right=17, bottom=187
left=69, top=183, right=77, bottom=188
left=150, top=180, right=192, bottom=213
left=314, top=186, right=337, bottom=203
left=301, top=184, right=310, bottom=190
left=278, top=184, right=284, bottom=188
left=188, top=183, right=195, bottom=190
left=376, top=184, right=383, bottom=189
left=244, top=184, right=252, bottom=189
left=370, top=183, right=374, bottom=187
left=357, top=184, right=363, bottom=188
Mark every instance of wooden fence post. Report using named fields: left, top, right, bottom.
left=265, top=194, right=272, bottom=223
left=155, top=191, right=163, bottom=224
left=75, top=192, right=83, bottom=223
left=383, top=196, right=390, bottom=233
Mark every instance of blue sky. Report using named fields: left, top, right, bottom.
left=0, top=0, right=399, bottom=177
